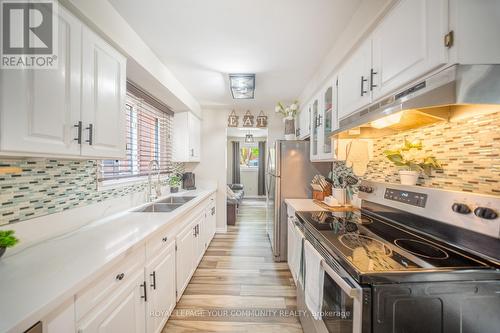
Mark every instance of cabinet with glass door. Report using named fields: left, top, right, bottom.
left=311, top=79, right=337, bottom=161
left=310, top=96, right=320, bottom=161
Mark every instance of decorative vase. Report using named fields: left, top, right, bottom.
left=170, top=187, right=179, bottom=193
left=283, top=116, right=296, bottom=140
left=0, top=247, right=5, bottom=259
left=399, top=170, right=419, bottom=186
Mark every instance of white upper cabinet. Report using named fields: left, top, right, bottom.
left=0, top=5, right=126, bottom=160
left=448, top=0, right=500, bottom=64
left=0, top=6, right=82, bottom=156
left=310, top=95, right=320, bottom=160
left=371, top=0, right=448, bottom=100
left=81, top=26, right=127, bottom=159
left=173, top=111, right=201, bottom=162
left=310, top=78, right=337, bottom=162
left=338, top=38, right=372, bottom=120
left=296, top=103, right=311, bottom=139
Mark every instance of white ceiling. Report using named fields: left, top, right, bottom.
left=109, top=0, right=363, bottom=111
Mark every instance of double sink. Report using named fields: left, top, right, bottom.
left=134, top=196, right=195, bottom=213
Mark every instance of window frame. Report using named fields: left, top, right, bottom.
left=98, top=92, right=173, bottom=188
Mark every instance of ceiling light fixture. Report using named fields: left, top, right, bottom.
left=244, top=133, right=255, bottom=143
left=229, top=74, right=255, bottom=99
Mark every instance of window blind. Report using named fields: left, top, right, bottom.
left=99, top=92, right=173, bottom=181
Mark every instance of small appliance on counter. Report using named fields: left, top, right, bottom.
left=182, top=172, right=196, bottom=190
left=294, top=180, right=500, bottom=333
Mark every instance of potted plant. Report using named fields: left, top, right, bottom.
left=384, top=139, right=441, bottom=186
left=169, top=174, right=182, bottom=193
left=275, top=101, right=299, bottom=140
left=0, top=230, right=19, bottom=258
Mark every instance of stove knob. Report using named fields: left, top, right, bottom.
left=451, top=203, right=471, bottom=215
left=474, top=207, right=498, bottom=220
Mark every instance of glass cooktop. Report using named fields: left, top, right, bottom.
left=296, top=210, right=489, bottom=274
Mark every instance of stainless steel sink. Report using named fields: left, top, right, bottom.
left=134, top=203, right=183, bottom=213
left=158, top=196, right=195, bottom=204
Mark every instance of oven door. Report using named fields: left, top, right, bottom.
left=320, top=262, right=363, bottom=333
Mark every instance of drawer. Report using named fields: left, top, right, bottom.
left=75, top=246, right=145, bottom=321
left=145, top=226, right=175, bottom=260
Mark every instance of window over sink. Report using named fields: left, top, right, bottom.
left=99, top=85, right=174, bottom=183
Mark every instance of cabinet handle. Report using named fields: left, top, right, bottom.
left=191, top=148, right=194, bottom=157
left=193, top=226, right=197, bottom=237
left=74, top=121, right=82, bottom=144
left=116, top=273, right=125, bottom=281
left=85, top=124, right=93, bottom=145
left=370, top=68, right=378, bottom=91
left=150, top=271, right=157, bottom=290
left=360, top=76, right=368, bottom=96
left=162, top=236, right=168, bottom=242
left=140, top=281, right=147, bottom=301
left=317, top=115, right=322, bottom=127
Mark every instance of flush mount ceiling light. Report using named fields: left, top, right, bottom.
left=229, top=74, right=255, bottom=99
left=244, top=133, right=255, bottom=143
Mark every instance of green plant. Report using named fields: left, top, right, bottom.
left=168, top=174, right=182, bottom=188
left=0, top=230, right=19, bottom=248
left=383, top=138, right=441, bottom=175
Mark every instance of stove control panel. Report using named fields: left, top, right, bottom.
left=384, top=188, right=427, bottom=207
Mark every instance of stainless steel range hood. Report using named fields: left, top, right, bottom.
left=333, top=64, right=500, bottom=138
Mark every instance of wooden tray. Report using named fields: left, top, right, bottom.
left=313, top=200, right=357, bottom=212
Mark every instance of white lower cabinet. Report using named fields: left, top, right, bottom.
left=77, top=269, right=146, bottom=333
left=176, top=220, right=197, bottom=300
left=145, top=242, right=176, bottom=333
left=44, top=195, right=216, bottom=333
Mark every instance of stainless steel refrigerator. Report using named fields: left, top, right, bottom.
left=265, top=140, right=331, bottom=262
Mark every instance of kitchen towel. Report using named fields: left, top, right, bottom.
left=304, top=240, right=325, bottom=320
left=290, top=223, right=304, bottom=283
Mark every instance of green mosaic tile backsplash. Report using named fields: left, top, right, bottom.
left=0, top=159, right=184, bottom=225
left=365, top=111, right=500, bottom=195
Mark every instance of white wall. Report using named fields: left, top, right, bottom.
left=190, top=109, right=228, bottom=232
left=299, top=0, right=395, bottom=105
left=62, top=0, right=201, bottom=116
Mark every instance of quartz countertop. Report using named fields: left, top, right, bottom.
left=0, top=188, right=216, bottom=333
left=284, top=198, right=326, bottom=212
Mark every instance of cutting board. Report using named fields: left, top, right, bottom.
left=313, top=200, right=357, bottom=212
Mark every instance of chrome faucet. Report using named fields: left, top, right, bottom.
left=147, top=160, right=162, bottom=202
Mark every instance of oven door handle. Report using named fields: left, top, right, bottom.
left=321, top=260, right=360, bottom=298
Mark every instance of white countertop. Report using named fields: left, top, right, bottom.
left=284, top=198, right=326, bottom=212
left=0, top=188, right=215, bottom=333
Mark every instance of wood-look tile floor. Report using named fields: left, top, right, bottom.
left=163, top=199, right=303, bottom=333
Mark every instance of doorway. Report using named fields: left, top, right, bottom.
left=227, top=128, right=268, bottom=199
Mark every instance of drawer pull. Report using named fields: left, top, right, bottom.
left=150, top=271, right=157, bottom=290
left=115, top=273, right=125, bottom=281
left=140, top=281, right=147, bottom=302
left=162, top=236, right=168, bottom=242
